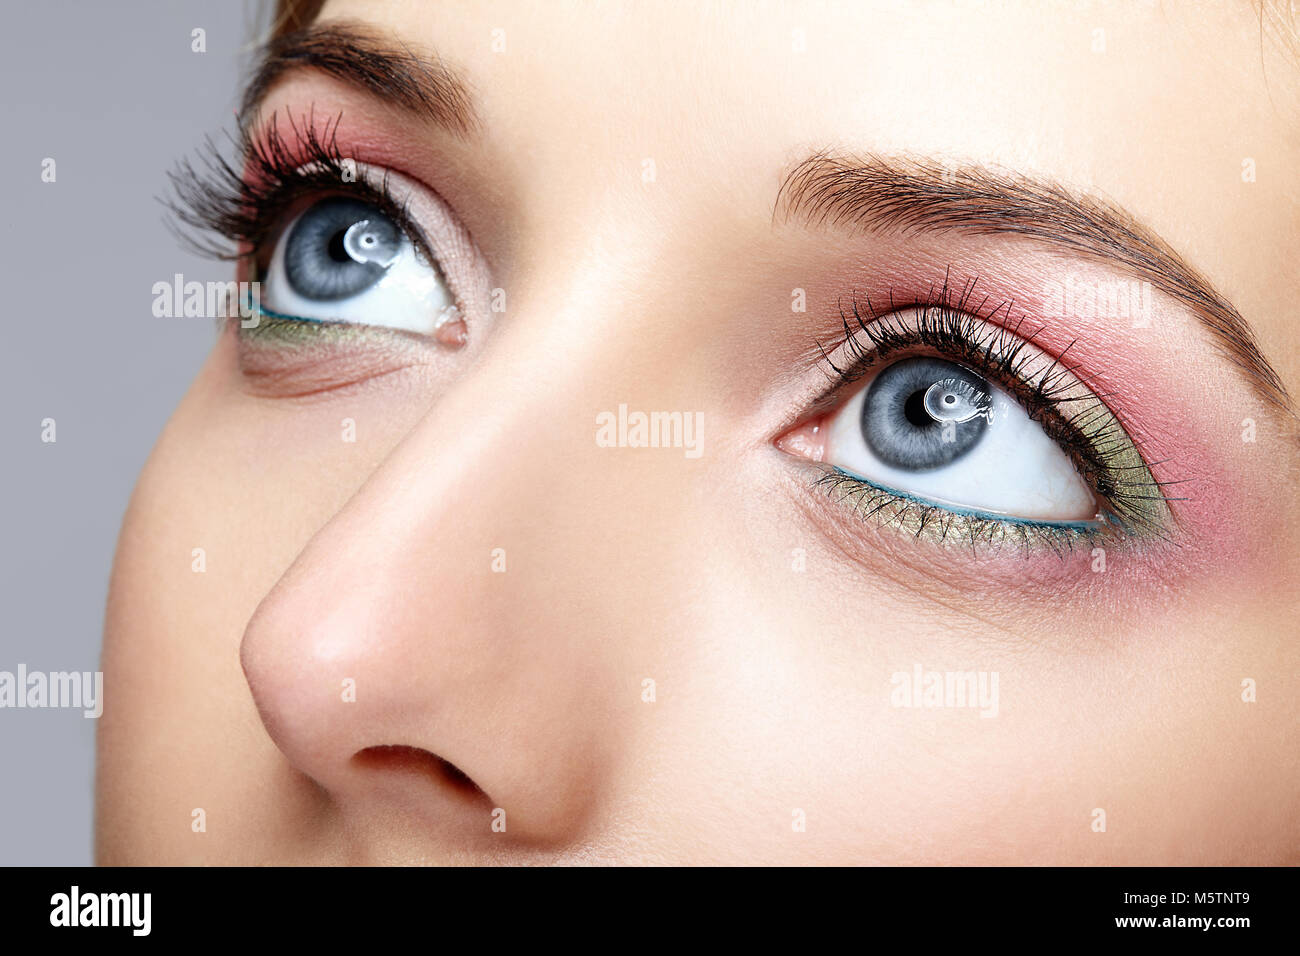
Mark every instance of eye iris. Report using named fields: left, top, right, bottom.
left=283, top=197, right=402, bottom=302
left=861, top=358, right=990, bottom=470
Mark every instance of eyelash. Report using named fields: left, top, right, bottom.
left=809, top=275, right=1185, bottom=554
left=164, top=110, right=430, bottom=275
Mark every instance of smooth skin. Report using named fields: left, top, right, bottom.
left=98, top=0, right=1300, bottom=864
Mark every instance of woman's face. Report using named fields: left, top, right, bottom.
left=98, top=0, right=1300, bottom=864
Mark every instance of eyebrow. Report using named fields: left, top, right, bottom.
left=240, top=20, right=478, bottom=136
left=240, top=24, right=1290, bottom=416
left=776, top=152, right=1293, bottom=414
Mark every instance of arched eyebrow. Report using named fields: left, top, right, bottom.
left=240, top=20, right=479, bottom=136
left=776, top=151, right=1293, bottom=415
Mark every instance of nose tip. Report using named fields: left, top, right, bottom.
left=239, top=570, right=613, bottom=849
left=239, top=606, right=500, bottom=832
left=237, top=599, right=359, bottom=788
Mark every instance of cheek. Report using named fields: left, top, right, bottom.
left=99, top=344, right=424, bottom=860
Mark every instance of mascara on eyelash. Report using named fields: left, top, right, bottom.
left=162, top=108, right=427, bottom=265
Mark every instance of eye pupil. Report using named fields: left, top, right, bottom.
left=904, top=389, right=935, bottom=427
left=327, top=229, right=351, bottom=263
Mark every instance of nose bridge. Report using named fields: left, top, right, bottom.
left=239, top=304, right=638, bottom=844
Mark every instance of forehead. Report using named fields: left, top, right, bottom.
left=313, top=0, right=1297, bottom=371
left=313, top=0, right=1291, bottom=166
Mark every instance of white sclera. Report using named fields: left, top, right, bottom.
left=261, top=207, right=455, bottom=334
left=828, top=373, right=1098, bottom=521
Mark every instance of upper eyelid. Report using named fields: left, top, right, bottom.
left=813, top=301, right=1096, bottom=439
left=804, top=290, right=1061, bottom=409
left=165, top=111, right=447, bottom=268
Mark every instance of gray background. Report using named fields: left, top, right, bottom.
left=1, top=1, right=263, bottom=865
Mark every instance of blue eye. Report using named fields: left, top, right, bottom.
left=258, top=180, right=459, bottom=336
left=283, top=197, right=402, bottom=302
left=780, top=305, right=1174, bottom=546
left=826, top=350, right=1097, bottom=522
left=861, top=357, right=990, bottom=470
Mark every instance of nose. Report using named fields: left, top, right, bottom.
left=238, top=330, right=623, bottom=850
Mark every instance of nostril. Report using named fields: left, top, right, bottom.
left=353, top=744, right=486, bottom=801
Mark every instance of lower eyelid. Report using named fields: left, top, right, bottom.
left=813, top=466, right=1110, bottom=554
left=828, top=468, right=1101, bottom=530
left=782, top=462, right=1173, bottom=623
left=229, top=313, right=439, bottom=398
